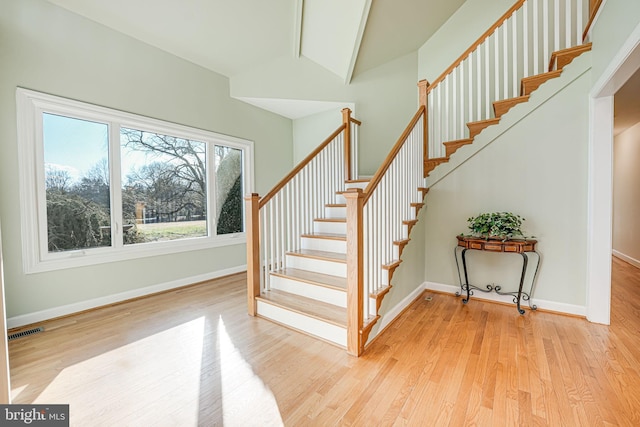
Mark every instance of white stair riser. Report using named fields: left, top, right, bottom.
left=256, top=300, right=346, bottom=347
left=335, top=194, right=346, bottom=204
left=325, top=206, right=346, bottom=218
left=286, top=254, right=346, bottom=277
left=314, top=221, right=346, bottom=234
left=345, top=181, right=369, bottom=190
left=269, top=275, right=346, bottom=307
left=301, top=236, right=346, bottom=253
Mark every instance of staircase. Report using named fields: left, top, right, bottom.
left=426, top=43, right=592, bottom=177
left=254, top=179, right=364, bottom=347
left=246, top=0, right=600, bottom=357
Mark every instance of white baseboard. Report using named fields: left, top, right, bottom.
left=7, top=265, right=247, bottom=329
left=423, top=281, right=586, bottom=317
left=612, top=250, right=640, bottom=269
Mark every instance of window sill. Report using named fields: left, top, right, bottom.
left=24, top=233, right=246, bottom=274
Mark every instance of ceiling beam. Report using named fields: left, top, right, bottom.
left=344, top=0, right=372, bottom=84
left=294, top=0, right=304, bottom=58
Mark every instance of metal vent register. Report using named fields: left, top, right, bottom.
left=8, top=327, right=44, bottom=341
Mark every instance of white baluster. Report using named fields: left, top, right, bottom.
left=502, top=20, right=508, bottom=99
left=513, top=9, right=520, bottom=97
left=565, top=0, right=572, bottom=47
left=524, top=1, right=529, bottom=78
left=576, top=0, right=583, bottom=44
left=533, top=0, right=540, bottom=75
left=554, top=0, right=560, bottom=51
left=485, top=40, right=490, bottom=118
left=452, top=67, right=458, bottom=141
left=543, top=0, right=549, bottom=72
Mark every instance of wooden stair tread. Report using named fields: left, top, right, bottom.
left=314, top=217, right=346, bottom=223
left=493, top=95, right=530, bottom=118
left=371, top=284, right=392, bottom=299
left=424, top=157, right=449, bottom=176
left=345, top=179, right=370, bottom=183
left=520, top=70, right=562, bottom=96
left=271, top=268, right=347, bottom=291
left=443, top=138, right=474, bottom=157
left=257, top=289, right=347, bottom=327
left=467, top=118, right=500, bottom=138
left=287, top=249, right=347, bottom=263
left=300, top=232, right=346, bottom=241
left=549, top=42, right=592, bottom=71
left=418, top=187, right=430, bottom=196
left=326, top=203, right=346, bottom=208
left=382, top=260, right=402, bottom=270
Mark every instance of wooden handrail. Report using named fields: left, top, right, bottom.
left=349, top=117, right=362, bottom=126
left=363, top=106, right=425, bottom=204
left=259, top=124, right=346, bottom=209
left=427, top=0, right=526, bottom=94
left=582, top=0, right=603, bottom=42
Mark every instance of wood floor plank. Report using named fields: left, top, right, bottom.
left=7, top=258, right=640, bottom=425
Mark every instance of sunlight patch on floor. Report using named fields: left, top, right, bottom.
left=33, top=317, right=205, bottom=425
left=218, top=316, right=284, bottom=426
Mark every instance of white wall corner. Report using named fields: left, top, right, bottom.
left=586, top=96, right=614, bottom=326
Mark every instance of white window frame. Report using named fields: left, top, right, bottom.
left=16, top=88, right=254, bottom=274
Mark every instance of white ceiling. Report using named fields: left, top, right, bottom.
left=44, top=0, right=466, bottom=118
left=46, top=0, right=295, bottom=77
left=49, top=0, right=637, bottom=128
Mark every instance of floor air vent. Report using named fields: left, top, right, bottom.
left=8, top=327, right=44, bottom=341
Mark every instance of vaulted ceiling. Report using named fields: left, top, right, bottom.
left=44, top=0, right=466, bottom=83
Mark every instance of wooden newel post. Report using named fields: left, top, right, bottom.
left=245, top=193, right=261, bottom=316
left=344, top=188, right=364, bottom=356
left=418, top=79, right=430, bottom=177
left=342, top=108, right=352, bottom=181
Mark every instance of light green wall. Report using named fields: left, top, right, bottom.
left=590, top=0, right=640, bottom=84
left=292, top=109, right=344, bottom=163
left=0, top=0, right=293, bottom=318
left=613, top=122, right=640, bottom=262
left=231, top=53, right=418, bottom=175
left=418, top=0, right=513, bottom=82
left=423, top=67, right=591, bottom=306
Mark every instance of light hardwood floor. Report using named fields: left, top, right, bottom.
left=8, top=257, right=640, bottom=426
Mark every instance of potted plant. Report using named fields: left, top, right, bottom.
left=464, top=212, right=528, bottom=241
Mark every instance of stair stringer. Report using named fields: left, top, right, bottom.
left=425, top=51, right=592, bottom=188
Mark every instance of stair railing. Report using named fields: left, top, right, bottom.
left=346, top=104, right=426, bottom=356
left=246, top=109, right=360, bottom=315
left=425, top=0, right=589, bottom=162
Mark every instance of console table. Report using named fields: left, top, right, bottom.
left=454, top=236, right=540, bottom=314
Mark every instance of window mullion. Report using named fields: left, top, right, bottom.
left=208, top=142, right=217, bottom=237
left=110, top=123, right=124, bottom=249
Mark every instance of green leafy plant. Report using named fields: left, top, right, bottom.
left=464, top=212, right=527, bottom=241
